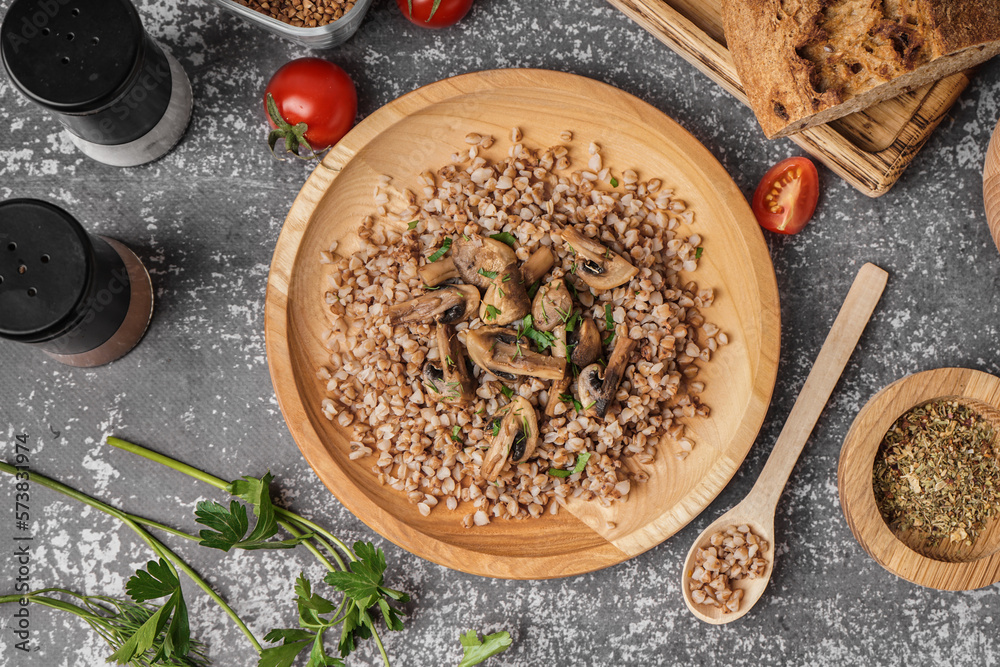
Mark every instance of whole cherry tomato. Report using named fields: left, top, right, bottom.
left=396, top=0, right=473, bottom=28
left=751, top=157, right=819, bottom=234
left=264, top=58, right=357, bottom=159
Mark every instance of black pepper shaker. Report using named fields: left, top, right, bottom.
left=0, top=199, right=154, bottom=367
left=1, top=0, right=192, bottom=167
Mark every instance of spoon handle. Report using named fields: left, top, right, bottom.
left=985, top=118, right=1000, bottom=254
left=747, top=263, right=888, bottom=513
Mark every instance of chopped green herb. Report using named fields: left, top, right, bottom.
left=463, top=234, right=471, bottom=241
left=446, top=355, right=455, bottom=367
left=422, top=284, right=442, bottom=291
left=548, top=452, right=592, bottom=478
left=424, top=380, right=440, bottom=394
left=559, top=393, right=584, bottom=412
left=566, top=281, right=578, bottom=300
left=610, top=176, right=619, bottom=187
left=407, top=220, right=419, bottom=230
left=428, top=237, right=452, bottom=262
left=451, top=424, right=462, bottom=444
left=567, top=244, right=576, bottom=254
left=485, top=304, right=502, bottom=321
left=478, top=268, right=500, bottom=280
left=582, top=401, right=595, bottom=411
left=500, top=385, right=514, bottom=400
left=498, top=288, right=505, bottom=298
left=527, top=281, right=541, bottom=299
left=475, top=406, right=486, bottom=416
left=491, top=420, right=502, bottom=437
left=502, top=274, right=512, bottom=283
left=570, top=263, right=578, bottom=274
left=604, top=304, right=615, bottom=345
left=695, top=247, right=704, bottom=260
left=490, top=232, right=518, bottom=248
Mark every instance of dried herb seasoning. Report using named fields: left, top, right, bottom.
left=872, top=399, right=1000, bottom=547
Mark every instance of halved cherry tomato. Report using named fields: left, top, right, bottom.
left=751, top=157, right=819, bottom=235
left=396, top=0, right=473, bottom=28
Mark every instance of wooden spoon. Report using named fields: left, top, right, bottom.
left=985, top=118, right=1000, bottom=254
left=680, top=262, right=888, bottom=624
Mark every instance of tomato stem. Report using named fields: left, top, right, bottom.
left=265, top=93, right=323, bottom=162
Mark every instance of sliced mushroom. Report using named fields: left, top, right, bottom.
left=434, top=323, right=475, bottom=404
left=544, top=326, right=571, bottom=417
left=569, top=317, right=601, bottom=367
left=561, top=227, right=638, bottom=291
left=387, top=285, right=480, bottom=325
left=481, top=396, right=539, bottom=481
left=466, top=326, right=566, bottom=381
left=422, top=362, right=446, bottom=394
left=531, top=280, right=573, bottom=332
left=521, top=246, right=555, bottom=286
left=452, top=235, right=518, bottom=289
left=418, top=257, right=460, bottom=287
left=479, top=266, right=531, bottom=326
left=577, top=334, right=638, bottom=417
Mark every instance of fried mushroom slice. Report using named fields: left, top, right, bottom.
left=577, top=334, right=638, bottom=417
left=466, top=326, right=566, bottom=381
left=452, top=234, right=518, bottom=289
left=481, top=396, right=539, bottom=481
left=570, top=317, right=601, bottom=367
left=521, top=246, right=555, bottom=286
left=418, top=257, right=460, bottom=287
left=434, top=323, right=475, bottom=404
left=561, top=227, right=638, bottom=291
left=479, top=265, right=531, bottom=326
left=387, top=285, right=480, bottom=325
left=531, top=279, right=573, bottom=332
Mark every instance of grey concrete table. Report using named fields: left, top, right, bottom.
left=2, top=0, right=1000, bottom=665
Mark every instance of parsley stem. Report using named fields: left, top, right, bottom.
left=106, top=437, right=230, bottom=491
left=133, top=517, right=201, bottom=542
left=279, top=519, right=342, bottom=572
left=107, top=437, right=357, bottom=564
left=0, top=463, right=264, bottom=656
left=372, top=625, right=391, bottom=667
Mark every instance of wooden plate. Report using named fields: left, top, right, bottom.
left=985, top=118, right=1000, bottom=254
left=265, top=69, right=781, bottom=579
left=838, top=368, right=1000, bottom=590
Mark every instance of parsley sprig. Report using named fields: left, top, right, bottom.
left=0, top=437, right=422, bottom=667
left=458, top=630, right=513, bottom=666
left=428, top=237, right=452, bottom=262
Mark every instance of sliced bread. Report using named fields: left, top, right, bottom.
left=723, top=0, right=1000, bottom=138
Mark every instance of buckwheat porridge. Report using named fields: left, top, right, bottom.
left=316, top=129, right=727, bottom=527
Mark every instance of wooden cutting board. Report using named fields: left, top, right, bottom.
left=607, top=0, right=972, bottom=198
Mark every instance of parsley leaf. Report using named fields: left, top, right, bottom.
left=610, top=176, right=619, bottom=187
left=324, top=542, right=410, bottom=654
left=559, top=392, right=584, bottom=412
left=258, top=575, right=346, bottom=667
left=113, top=559, right=190, bottom=663
left=565, top=310, right=581, bottom=333
left=485, top=304, right=501, bottom=321
left=548, top=452, right=592, bottom=478
left=500, top=385, right=514, bottom=400
left=526, top=281, right=541, bottom=299
left=478, top=268, right=499, bottom=280
left=489, top=232, right=517, bottom=248
left=428, top=237, right=452, bottom=262
left=407, top=220, right=419, bottom=230
left=458, top=629, right=513, bottom=667
left=491, top=420, right=501, bottom=437
left=695, top=246, right=704, bottom=259
left=451, top=424, right=462, bottom=444
left=197, top=473, right=308, bottom=552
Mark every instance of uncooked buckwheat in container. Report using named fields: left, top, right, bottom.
left=205, top=0, right=374, bottom=48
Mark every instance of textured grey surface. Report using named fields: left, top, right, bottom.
left=1, top=0, right=1000, bottom=665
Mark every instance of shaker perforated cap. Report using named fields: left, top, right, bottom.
left=1, top=0, right=143, bottom=112
left=0, top=199, right=91, bottom=340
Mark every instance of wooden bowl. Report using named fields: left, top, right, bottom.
left=838, top=368, right=1000, bottom=590
left=986, top=118, right=1000, bottom=254
left=265, top=69, right=781, bottom=579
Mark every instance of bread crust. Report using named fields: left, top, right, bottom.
left=724, top=0, right=1000, bottom=138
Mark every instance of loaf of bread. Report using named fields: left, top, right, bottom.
left=722, top=0, right=1000, bottom=139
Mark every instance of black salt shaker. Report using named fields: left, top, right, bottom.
left=0, top=199, right=154, bottom=367
left=1, top=0, right=192, bottom=167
